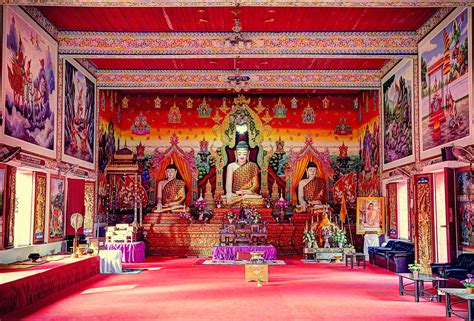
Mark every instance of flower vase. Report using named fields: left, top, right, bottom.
left=467, top=287, right=474, bottom=295
left=338, top=242, right=343, bottom=248
left=324, top=235, right=330, bottom=248
left=198, top=210, right=204, bottom=221
left=411, top=271, right=419, bottom=278
left=228, top=218, right=234, bottom=224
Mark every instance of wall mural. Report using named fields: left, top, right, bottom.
left=418, top=8, right=471, bottom=159
left=49, top=176, right=65, bottom=242
left=62, top=59, right=96, bottom=169
left=382, top=59, right=415, bottom=170
left=357, top=90, right=381, bottom=198
left=457, top=168, right=473, bottom=250
left=2, top=6, right=57, bottom=158
left=97, top=91, right=372, bottom=220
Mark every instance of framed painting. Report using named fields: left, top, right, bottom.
left=1, top=6, right=58, bottom=158
left=356, top=197, right=385, bottom=234
left=418, top=8, right=472, bottom=160
left=49, top=175, right=65, bottom=242
left=62, top=58, right=96, bottom=169
left=381, top=59, right=415, bottom=170
left=0, top=164, right=6, bottom=249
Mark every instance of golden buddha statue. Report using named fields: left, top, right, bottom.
left=225, top=141, right=263, bottom=207
left=154, top=163, right=187, bottom=213
left=297, top=162, right=327, bottom=212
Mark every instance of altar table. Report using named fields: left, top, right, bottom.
left=99, top=250, right=122, bottom=274
left=105, top=241, right=146, bottom=263
left=212, top=245, right=277, bottom=260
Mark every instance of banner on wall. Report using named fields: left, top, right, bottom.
left=49, top=175, right=65, bottom=242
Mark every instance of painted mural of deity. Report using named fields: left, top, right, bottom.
left=3, top=7, right=57, bottom=156
left=419, top=8, right=470, bottom=158
left=63, top=60, right=95, bottom=166
left=49, top=177, right=65, bottom=240
left=382, top=59, right=414, bottom=169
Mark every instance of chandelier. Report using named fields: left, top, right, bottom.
left=224, top=6, right=253, bottom=50
left=227, top=69, right=250, bottom=92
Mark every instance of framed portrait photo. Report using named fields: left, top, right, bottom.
left=356, top=197, right=385, bottom=235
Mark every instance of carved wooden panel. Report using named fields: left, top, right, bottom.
left=84, top=182, right=95, bottom=236
left=386, top=183, right=398, bottom=239
left=4, top=166, right=17, bottom=248
left=33, top=172, right=47, bottom=244
left=414, top=174, right=435, bottom=272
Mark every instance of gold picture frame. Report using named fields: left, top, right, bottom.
left=356, top=197, right=385, bottom=235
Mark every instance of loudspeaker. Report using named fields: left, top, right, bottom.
left=441, top=147, right=456, bottom=161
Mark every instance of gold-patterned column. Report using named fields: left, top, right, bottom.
left=414, top=174, right=435, bottom=273
left=84, top=182, right=95, bottom=236
left=33, top=172, right=47, bottom=244
left=4, top=166, right=17, bottom=248
left=386, top=183, right=398, bottom=239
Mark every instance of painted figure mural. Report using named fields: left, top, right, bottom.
left=382, top=59, right=414, bottom=169
left=419, top=8, right=470, bottom=158
left=63, top=60, right=95, bottom=167
left=3, top=7, right=57, bottom=156
left=49, top=177, right=65, bottom=240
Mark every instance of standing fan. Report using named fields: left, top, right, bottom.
left=70, top=213, right=84, bottom=258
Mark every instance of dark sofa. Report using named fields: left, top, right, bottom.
left=374, top=240, right=414, bottom=273
left=368, top=239, right=397, bottom=264
left=431, top=253, right=474, bottom=285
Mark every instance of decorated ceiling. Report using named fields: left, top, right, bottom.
left=16, top=3, right=450, bottom=92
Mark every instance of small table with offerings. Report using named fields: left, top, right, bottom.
left=440, top=288, right=474, bottom=320
left=398, top=273, right=447, bottom=303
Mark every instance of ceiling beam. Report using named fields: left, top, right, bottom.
left=95, top=69, right=381, bottom=90
left=7, top=0, right=471, bottom=7
left=59, top=31, right=417, bottom=59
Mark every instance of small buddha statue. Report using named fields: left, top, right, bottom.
left=225, top=141, right=263, bottom=207
left=298, top=161, right=327, bottom=212
left=154, top=163, right=187, bottom=213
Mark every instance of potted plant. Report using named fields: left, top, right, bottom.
left=303, top=229, right=315, bottom=248
left=461, top=274, right=474, bottom=294
left=408, top=263, right=423, bottom=278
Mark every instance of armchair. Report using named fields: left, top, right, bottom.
left=374, top=240, right=414, bottom=272
left=368, top=239, right=397, bottom=264
left=431, top=254, right=474, bottom=284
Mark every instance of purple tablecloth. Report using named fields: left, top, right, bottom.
left=105, top=241, right=146, bottom=263
left=212, top=245, right=277, bottom=260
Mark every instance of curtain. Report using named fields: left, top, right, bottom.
left=155, top=151, right=193, bottom=204
left=290, top=155, right=325, bottom=205
left=66, top=178, right=85, bottom=236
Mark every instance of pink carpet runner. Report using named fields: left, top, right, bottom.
left=3, top=257, right=453, bottom=320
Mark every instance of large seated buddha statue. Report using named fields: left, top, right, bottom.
left=154, top=163, right=188, bottom=213
left=298, top=162, right=327, bottom=212
left=224, top=141, right=263, bottom=207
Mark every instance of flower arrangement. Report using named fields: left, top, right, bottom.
left=195, top=198, right=207, bottom=210
left=178, top=211, right=191, bottom=220
left=226, top=212, right=236, bottom=221
left=303, top=229, right=316, bottom=247
left=246, top=206, right=260, bottom=222
left=275, top=198, right=289, bottom=210
left=462, top=274, right=474, bottom=293
left=333, top=229, right=347, bottom=246
left=408, top=263, right=423, bottom=272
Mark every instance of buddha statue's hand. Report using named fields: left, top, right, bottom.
left=236, top=189, right=253, bottom=195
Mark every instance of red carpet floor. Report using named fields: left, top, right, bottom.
left=3, top=257, right=453, bottom=321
